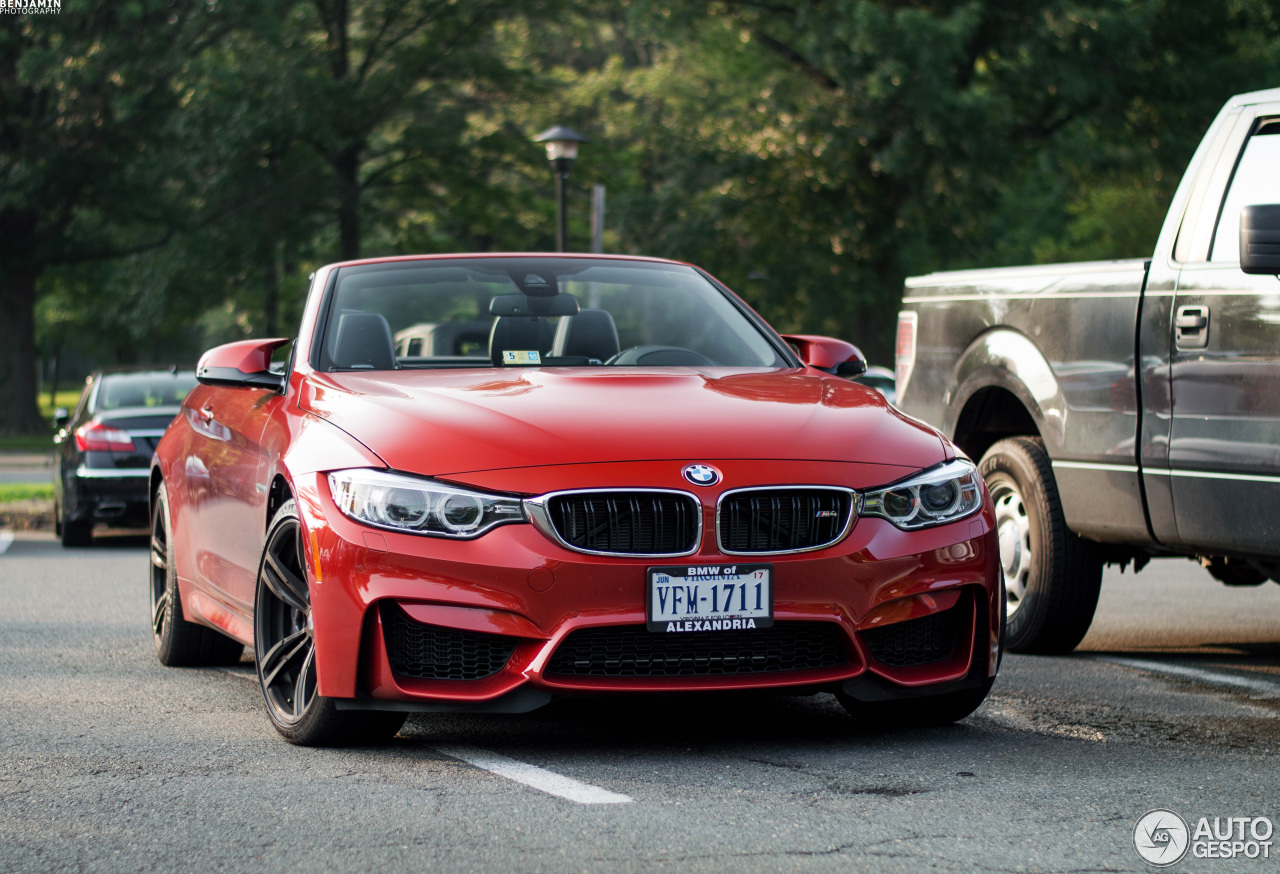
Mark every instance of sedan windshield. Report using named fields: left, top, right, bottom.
left=315, top=257, right=788, bottom=371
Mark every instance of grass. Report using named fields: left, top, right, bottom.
left=0, top=483, right=54, bottom=504
left=40, top=390, right=83, bottom=420
left=0, top=435, right=56, bottom=453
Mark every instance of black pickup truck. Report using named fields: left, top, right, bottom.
left=896, top=87, right=1280, bottom=654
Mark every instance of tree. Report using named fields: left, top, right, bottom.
left=501, top=0, right=1280, bottom=360
left=238, top=0, right=543, bottom=262
left=0, top=2, right=238, bottom=434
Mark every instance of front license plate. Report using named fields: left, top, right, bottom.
left=646, top=564, right=773, bottom=632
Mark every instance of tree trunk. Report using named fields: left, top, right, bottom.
left=0, top=267, right=49, bottom=435
left=49, top=345, right=61, bottom=410
left=336, top=146, right=361, bottom=261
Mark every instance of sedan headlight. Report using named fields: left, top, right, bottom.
left=861, top=459, right=983, bottom=530
left=327, top=469, right=526, bottom=538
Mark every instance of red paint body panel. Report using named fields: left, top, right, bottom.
left=153, top=253, right=1001, bottom=713
left=780, top=334, right=863, bottom=370
left=299, top=367, right=946, bottom=476
left=196, top=337, right=291, bottom=375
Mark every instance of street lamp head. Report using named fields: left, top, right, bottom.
left=534, top=125, right=588, bottom=163
left=533, top=125, right=588, bottom=253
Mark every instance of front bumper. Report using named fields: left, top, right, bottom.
left=294, top=470, right=1001, bottom=707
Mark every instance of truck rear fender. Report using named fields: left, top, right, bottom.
left=947, top=329, right=1064, bottom=461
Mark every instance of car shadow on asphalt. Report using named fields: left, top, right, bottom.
left=1076, top=645, right=1280, bottom=665
left=1, top=531, right=149, bottom=555
left=395, top=692, right=993, bottom=754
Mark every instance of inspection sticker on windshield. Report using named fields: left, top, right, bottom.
left=502, top=350, right=540, bottom=365
left=647, top=564, right=773, bottom=632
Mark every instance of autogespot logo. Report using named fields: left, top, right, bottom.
left=682, top=464, right=720, bottom=487
left=1134, top=810, right=1190, bottom=867
left=1133, top=810, right=1276, bottom=865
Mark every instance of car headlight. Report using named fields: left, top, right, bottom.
left=861, top=459, right=983, bottom=530
left=327, top=469, right=526, bottom=538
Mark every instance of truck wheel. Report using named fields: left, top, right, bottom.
left=979, top=437, right=1102, bottom=654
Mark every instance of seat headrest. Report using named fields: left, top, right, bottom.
left=333, top=313, right=396, bottom=371
left=550, top=309, right=620, bottom=363
left=489, top=316, right=556, bottom=366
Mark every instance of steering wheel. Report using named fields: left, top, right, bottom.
left=607, top=345, right=718, bottom=366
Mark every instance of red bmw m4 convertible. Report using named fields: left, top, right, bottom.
left=149, top=254, right=1001, bottom=745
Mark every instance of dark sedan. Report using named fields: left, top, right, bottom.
left=53, top=369, right=197, bottom=546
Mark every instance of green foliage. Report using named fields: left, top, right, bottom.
left=0, top=484, right=54, bottom=505
left=0, top=436, right=55, bottom=453
left=7, top=0, right=1280, bottom=417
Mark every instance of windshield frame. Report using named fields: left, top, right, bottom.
left=307, top=255, right=801, bottom=372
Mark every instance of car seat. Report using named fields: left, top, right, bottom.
left=550, top=308, right=621, bottom=363
left=333, top=313, right=397, bottom=370
left=489, top=316, right=556, bottom=366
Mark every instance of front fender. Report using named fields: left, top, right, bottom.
left=274, top=411, right=387, bottom=699
left=945, top=329, right=1066, bottom=453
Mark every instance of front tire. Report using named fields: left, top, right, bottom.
left=254, top=500, right=405, bottom=746
left=837, top=677, right=995, bottom=728
left=979, top=437, right=1102, bottom=654
left=151, top=483, right=245, bottom=666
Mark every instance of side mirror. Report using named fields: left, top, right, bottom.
left=780, top=334, right=868, bottom=378
left=1240, top=204, right=1280, bottom=274
left=53, top=407, right=70, bottom=428
left=196, top=338, right=291, bottom=390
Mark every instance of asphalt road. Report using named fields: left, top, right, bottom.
left=3, top=531, right=1279, bottom=873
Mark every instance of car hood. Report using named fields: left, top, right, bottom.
left=300, top=367, right=947, bottom=478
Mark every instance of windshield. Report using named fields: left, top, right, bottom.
left=315, top=257, right=788, bottom=372
left=92, top=372, right=198, bottom=411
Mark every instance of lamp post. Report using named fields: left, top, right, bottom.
left=533, top=125, right=588, bottom=252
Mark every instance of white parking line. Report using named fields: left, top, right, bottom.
left=0, top=531, right=14, bottom=555
left=438, top=745, right=633, bottom=805
left=1096, top=656, right=1280, bottom=698
left=206, top=667, right=631, bottom=802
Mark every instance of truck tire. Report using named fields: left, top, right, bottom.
left=979, top=437, right=1102, bottom=654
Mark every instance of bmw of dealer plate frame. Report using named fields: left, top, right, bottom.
left=148, top=254, right=1002, bottom=745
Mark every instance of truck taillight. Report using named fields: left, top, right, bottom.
left=895, top=311, right=918, bottom=400
left=74, top=422, right=135, bottom=452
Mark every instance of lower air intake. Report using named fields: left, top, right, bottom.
left=381, top=603, right=518, bottom=681
left=545, top=622, right=849, bottom=677
left=859, top=596, right=968, bottom=668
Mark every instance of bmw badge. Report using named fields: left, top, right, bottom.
left=682, top=464, right=721, bottom=487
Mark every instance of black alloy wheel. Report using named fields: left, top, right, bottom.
left=150, top=505, right=169, bottom=645
left=255, top=502, right=318, bottom=729
left=254, top=500, right=405, bottom=746
left=151, top=482, right=244, bottom=666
